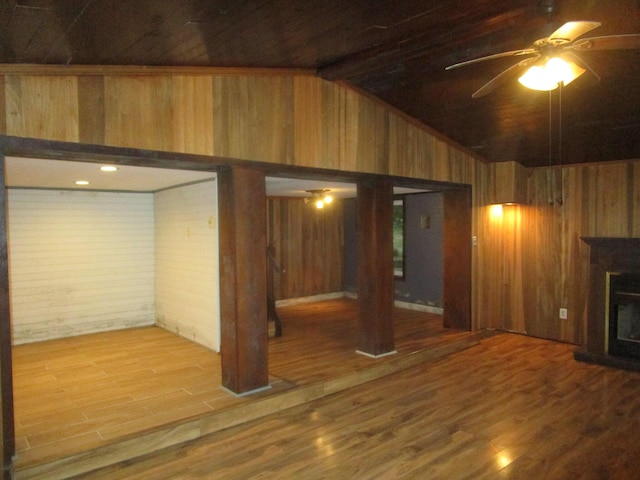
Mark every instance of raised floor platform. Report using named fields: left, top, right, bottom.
left=13, top=298, right=483, bottom=479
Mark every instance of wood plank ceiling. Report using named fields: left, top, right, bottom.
left=1, top=0, right=639, bottom=167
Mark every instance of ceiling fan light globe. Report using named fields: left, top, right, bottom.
left=547, top=57, right=585, bottom=86
left=518, top=65, right=559, bottom=91
left=518, top=57, right=586, bottom=91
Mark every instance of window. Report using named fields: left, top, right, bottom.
left=393, top=198, right=405, bottom=279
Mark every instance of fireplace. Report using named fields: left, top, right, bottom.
left=576, top=237, right=640, bottom=370
left=608, top=272, right=640, bottom=358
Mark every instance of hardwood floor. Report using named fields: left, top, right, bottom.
left=13, top=298, right=478, bottom=478
left=12, top=327, right=244, bottom=466
left=73, top=333, right=640, bottom=480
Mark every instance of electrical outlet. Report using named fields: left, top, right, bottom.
left=559, top=308, right=568, bottom=319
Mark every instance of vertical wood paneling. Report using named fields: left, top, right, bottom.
left=78, top=76, right=105, bottom=145
left=0, top=71, right=487, bottom=187
left=594, top=163, right=629, bottom=236
left=324, top=80, right=344, bottom=170
left=504, top=206, right=526, bottom=333
left=561, top=167, right=590, bottom=343
left=171, top=76, right=214, bottom=155
left=341, top=88, right=388, bottom=174
left=154, top=180, right=219, bottom=351
left=478, top=205, right=506, bottom=330
left=5, top=76, right=79, bottom=141
left=482, top=160, right=640, bottom=345
left=7, top=189, right=155, bottom=344
left=6, top=70, right=635, bottom=345
left=104, top=76, right=174, bottom=151
left=388, top=114, right=434, bottom=180
left=470, top=164, right=491, bottom=332
left=267, top=197, right=343, bottom=300
left=0, top=76, right=6, bottom=134
left=633, top=163, right=640, bottom=237
left=213, top=75, right=294, bottom=163
left=293, top=77, right=341, bottom=169
left=0, top=68, right=490, bottom=339
left=490, top=161, right=530, bottom=204
left=293, top=77, right=322, bottom=167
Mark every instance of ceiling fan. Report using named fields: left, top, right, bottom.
left=446, top=21, right=640, bottom=98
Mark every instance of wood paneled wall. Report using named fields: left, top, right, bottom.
left=0, top=69, right=637, bottom=344
left=267, top=197, right=344, bottom=300
left=0, top=65, right=533, bottom=337
left=0, top=68, right=487, bottom=186
left=481, top=161, right=640, bottom=344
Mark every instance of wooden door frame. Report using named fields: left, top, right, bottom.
left=0, top=152, right=14, bottom=480
left=443, top=188, right=472, bottom=330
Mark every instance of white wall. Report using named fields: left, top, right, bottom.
left=8, top=189, right=155, bottom=344
left=154, top=179, right=220, bottom=351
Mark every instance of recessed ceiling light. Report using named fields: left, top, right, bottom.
left=75, top=180, right=90, bottom=186
left=100, top=165, right=118, bottom=172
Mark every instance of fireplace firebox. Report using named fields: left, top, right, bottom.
left=608, top=272, right=640, bottom=358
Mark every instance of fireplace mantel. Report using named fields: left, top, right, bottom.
left=576, top=237, right=640, bottom=370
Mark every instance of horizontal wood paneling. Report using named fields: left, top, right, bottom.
left=7, top=189, right=155, bottom=344
left=154, top=180, right=219, bottom=351
left=267, top=198, right=344, bottom=300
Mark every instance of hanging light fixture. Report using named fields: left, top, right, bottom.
left=518, top=56, right=586, bottom=91
left=304, top=189, right=333, bottom=209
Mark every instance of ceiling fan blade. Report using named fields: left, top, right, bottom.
left=445, top=48, right=537, bottom=70
left=571, top=34, right=640, bottom=51
left=548, top=21, right=601, bottom=43
left=472, top=56, right=540, bottom=98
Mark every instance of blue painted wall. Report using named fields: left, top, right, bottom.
left=343, top=192, right=444, bottom=308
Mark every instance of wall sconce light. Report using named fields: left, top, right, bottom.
left=518, top=56, right=585, bottom=91
left=305, top=189, right=333, bottom=209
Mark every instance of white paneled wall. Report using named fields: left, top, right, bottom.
left=154, top=179, right=220, bottom=351
left=8, top=189, right=155, bottom=344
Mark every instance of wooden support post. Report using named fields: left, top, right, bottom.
left=356, top=178, right=395, bottom=357
left=0, top=154, right=14, bottom=479
left=443, top=188, right=472, bottom=330
left=217, top=167, right=269, bottom=395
